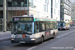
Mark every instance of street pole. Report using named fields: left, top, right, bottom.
left=3, top=0, right=6, bottom=32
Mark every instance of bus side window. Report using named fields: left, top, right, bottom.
left=46, top=23, right=50, bottom=30
left=34, top=22, right=46, bottom=33
left=50, top=23, right=53, bottom=30
left=34, top=24, right=36, bottom=33
left=41, top=23, right=45, bottom=31
left=54, top=21, right=58, bottom=29
left=34, top=22, right=40, bottom=33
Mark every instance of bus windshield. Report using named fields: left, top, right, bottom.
left=58, top=22, right=65, bottom=27
left=12, top=23, right=32, bottom=34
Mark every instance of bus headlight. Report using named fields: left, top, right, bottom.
left=11, top=38, right=14, bottom=40
left=11, top=34, right=15, bottom=38
left=31, top=38, right=36, bottom=40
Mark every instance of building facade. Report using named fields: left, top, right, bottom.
left=60, top=0, right=71, bottom=22
left=71, top=2, right=75, bottom=23
left=29, top=0, right=51, bottom=18
left=52, top=0, right=60, bottom=21
left=0, top=0, right=60, bottom=31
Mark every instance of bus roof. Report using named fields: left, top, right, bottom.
left=34, top=18, right=57, bottom=21
left=11, top=16, right=57, bottom=22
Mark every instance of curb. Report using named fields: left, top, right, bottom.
left=0, top=38, right=11, bottom=42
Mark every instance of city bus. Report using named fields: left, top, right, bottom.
left=58, top=21, right=70, bottom=30
left=11, top=16, right=58, bottom=43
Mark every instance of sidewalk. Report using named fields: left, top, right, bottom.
left=0, top=31, right=11, bottom=42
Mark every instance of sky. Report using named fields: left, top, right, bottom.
left=71, top=0, right=75, bottom=2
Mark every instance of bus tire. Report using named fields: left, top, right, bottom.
left=41, top=37, right=44, bottom=43
left=52, top=33, right=56, bottom=39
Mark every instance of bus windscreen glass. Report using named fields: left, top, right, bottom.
left=12, top=23, right=32, bottom=34
left=58, top=22, right=65, bottom=27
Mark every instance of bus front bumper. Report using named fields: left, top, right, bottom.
left=58, top=27, right=66, bottom=30
left=11, top=38, right=41, bottom=43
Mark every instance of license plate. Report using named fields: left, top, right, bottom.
left=16, top=34, right=22, bottom=38
left=20, top=41, right=25, bottom=43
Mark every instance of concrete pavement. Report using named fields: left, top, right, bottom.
left=0, top=31, right=11, bottom=42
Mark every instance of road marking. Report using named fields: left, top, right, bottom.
left=27, top=46, right=37, bottom=50
left=56, top=30, right=75, bottom=38
left=26, top=42, right=48, bottom=50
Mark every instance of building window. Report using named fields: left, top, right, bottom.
left=12, top=10, right=28, bottom=16
left=51, top=0, right=53, bottom=7
left=44, top=4, right=46, bottom=12
left=29, top=0, right=33, bottom=8
left=44, top=4, right=48, bottom=12
left=54, top=9, right=56, bottom=14
left=0, top=11, right=3, bottom=18
left=17, top=11, right=21, bottom=16
left=51, top=0, right=53, bottom=18
left=47, top=4, right=48, bottom=12
left=55, top=3, right=58, bottom=8
left=45, top=0, right=49, bottom=4
left=7, top=0, right=28, bottom=7
left=0, top=0, right=3, bottom=7
left=51, top=8, right=53, bottom=18
left=21, top=10, right=27, bottom=16
left=13, top=11, right=17, bottom=16
left=8, top=0, right=12, bottom=7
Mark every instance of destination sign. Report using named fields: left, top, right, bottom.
left=13, top=17, right=33, bottom=21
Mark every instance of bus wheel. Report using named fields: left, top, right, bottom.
left=52, top=33, right=56, bottom=39
left=41, top=37, right=44, bottom=43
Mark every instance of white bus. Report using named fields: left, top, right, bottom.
left=11, top=16, right=58, bottom=43
left=58, top=21, right=70, bottom=30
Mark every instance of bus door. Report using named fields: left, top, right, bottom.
left=45, top=23, right=51, bottom=39
left=34, top=22, right=45, bottom=42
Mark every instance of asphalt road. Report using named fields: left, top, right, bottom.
left=0, top=26, right=75, bottom=50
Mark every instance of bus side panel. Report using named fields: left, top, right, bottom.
left=54, top=29, right=58, bottom=36
left=44, top=30, right=51, bottom=40
left=30, top=32, right=45, bottom=43
left=50, top=30, right=54, bottom=37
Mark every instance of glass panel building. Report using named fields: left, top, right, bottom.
left=7, top=0, right=28, bottom=7
left=60, top=0, right=71, bottom=22
left=71, top=2, right=75, bottom=24
left=0, top=0, right=29, bottom=31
